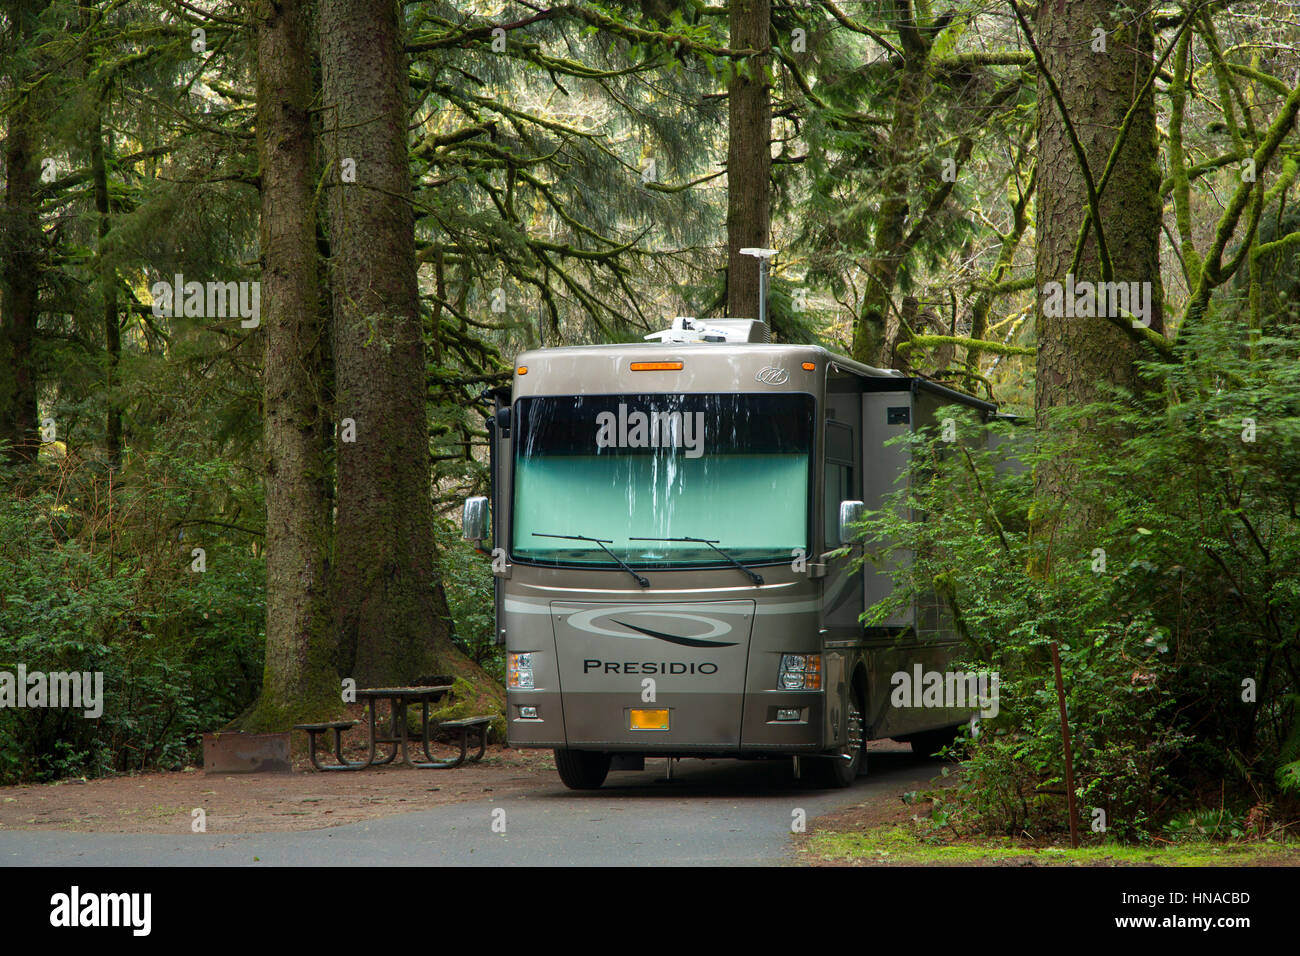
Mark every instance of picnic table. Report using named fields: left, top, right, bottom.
left=295, top=684, right=493, bottom=772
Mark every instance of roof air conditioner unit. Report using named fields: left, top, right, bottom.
left=644, top=317, right=770, bottom=344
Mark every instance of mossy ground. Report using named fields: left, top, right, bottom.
left=230, top=693, right=345, bottom=735
left=429, top=676, right=507, bottom=743
left=799, top=821, right=1300, bottom=866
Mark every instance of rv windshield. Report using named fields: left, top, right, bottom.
left=511, top=393, right=814, bottom=568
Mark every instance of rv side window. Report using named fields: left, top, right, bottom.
left=824, top=421, right=854, bottom=547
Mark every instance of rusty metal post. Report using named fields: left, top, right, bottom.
left=1050, top=641, right=1080, bottom=849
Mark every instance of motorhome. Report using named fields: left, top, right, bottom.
left=462, top=316, right=997, bottom=789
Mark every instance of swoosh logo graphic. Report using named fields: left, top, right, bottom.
left=611, top=619, right=738, bottom=648
left=562, top=606, right=740, bottom=640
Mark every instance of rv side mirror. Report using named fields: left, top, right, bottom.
left=838, top=500, right=865, bottom=544
left=462, top=496, right=490, bottom=545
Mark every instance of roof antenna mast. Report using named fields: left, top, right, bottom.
left=739, top=247, right=778, bottom=328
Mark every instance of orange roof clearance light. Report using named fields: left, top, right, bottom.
left=801, top=362, right=816, bottom=371
left=629, top=361, right=683, bottom=371
left=516, top=366, right=528, bottom=375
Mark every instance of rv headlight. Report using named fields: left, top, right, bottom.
left=778, top=654, right=822, bottom=691
left=508, top=652, right=535, bottom=690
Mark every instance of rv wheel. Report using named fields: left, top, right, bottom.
left=554, top=749, right=611, bottom=790
left=812, top=691, right=865, bottom=788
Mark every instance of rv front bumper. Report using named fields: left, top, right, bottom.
left=505, top=689, right=827, bottom=753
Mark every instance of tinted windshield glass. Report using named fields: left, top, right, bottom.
left=512, top=393, right=813, bottom=567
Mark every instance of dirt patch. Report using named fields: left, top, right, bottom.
left=809, top=759, right=957, bottom=836
left=806, top=792, right=927, bottom=834
left=0, top=746, right=557, bottom=834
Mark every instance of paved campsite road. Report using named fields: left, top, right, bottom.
left=0, top=751, right=943, bottom=866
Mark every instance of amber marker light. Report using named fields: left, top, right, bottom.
left=516, top=366, right=528, bottom=375
left=629, top=361, right=683, bottom=371
left=801, top=362, right=816, bottom=371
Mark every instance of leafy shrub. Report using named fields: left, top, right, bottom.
left=435, top=519, right=503, bottom=684
left=0, top=451, right=264, bottom=782
left=857, top=315, right=1300, bottom=839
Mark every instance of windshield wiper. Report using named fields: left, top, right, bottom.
left=629, top=536, right=764, bottom=586
left=531, top=532, right=650, bottom=588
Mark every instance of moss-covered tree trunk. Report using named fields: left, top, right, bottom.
left=251, top=0, right=338, bottom=727
left=89, top=113, right=121, bottom=469
left=1033, top=2, right=1164, bottom=519
left=319, top=0, right=503, bottom=712
left=851, top=8, right=927, bottom=369
left=725, top=0, right=770, bottom=320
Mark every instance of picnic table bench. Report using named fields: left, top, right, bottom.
left=296, top=720, right=365, bottom=771
left=437, top=716, right=493, bottom=764
left=294, top=685, right=494, bottom=771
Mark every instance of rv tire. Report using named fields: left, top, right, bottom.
left=554, top=748, right=611, bottom=789
left=811, top=690, right=864, bottom=788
